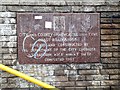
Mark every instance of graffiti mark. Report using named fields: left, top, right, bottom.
left=22, top=34, right=48, bottom=60
left=31, top=39, right=47, bottom=59
left=22, top=35, right=35, bottom=52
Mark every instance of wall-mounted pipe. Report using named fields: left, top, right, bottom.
left=0, top=64, right=59, bottom=90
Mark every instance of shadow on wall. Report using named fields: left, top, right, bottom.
left=118, top=16, right=120, bottom=89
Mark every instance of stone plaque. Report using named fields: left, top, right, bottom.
left=17, top=13, right=100, bottom=64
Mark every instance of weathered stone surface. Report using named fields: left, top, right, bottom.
left=68, top=75, right=85, bottom=81
left=0, top=54, right=2, bottom=60
left=68, top=70, right=77, bottom=75
left=0, top=0, right=120, bottom=6
left=0, top=6, right=6, bottom=11
left=7, top=78, right=19, bottom=84
left=65, top=87, right=86, bottom=90
left=1, top=83, right=19, bottom=88
left=54, top=69, right=65, bottom=76
left=101, top=41, right=112, bottom=46
left=0, top=24, right=16, bottom=30
left=101, top=35, right=119, bottom=40
left=0, top=42, right=2, bottom=52
left=0, top=12, right=16, bottom=17
left=86, top=75, right=109, bottom=80
left=111, top=86, right=120, bottom=90
left=54, top=81, right=75, bottom=87
left=0, top=0, right=106, bottom=5
left=1, top=72, right=16, bottom=78
left=2, top=48, right=17, bottom=54
left=78, top=70, right=100, bottom=75
left=1, top=78, right=7, bottom=84
left=19, top=0, right=66, bottom=5
left=2, top=42, right=17, bottom=48
left=101, top=18, right=120, bottom=23
left=110, top=75, right=120, bottom=79
left=101, top=29, right=120, bottom=35
left=87, top=86, right=110, bottom=90
left=101, top=46, right=119, bottom=51
left=2, top=60, right=17, bottom=65
left=0, top=18, right=16, bottom=24
left=101, top=12, right=120, bottom=18
left=101, top=80, right=119, bottom=85
left=76, top=64, right=91, bottom=69
left=0, top=36, right=17, bottom=42
left=113, top=52, right=120, bottom=57
left=101, top=29, right=112, bottom=35
left=101, top=52, right=112, bottom=57
left=0, top=30, right=16, bottom=36
left=15, top=78, right=33, bottom=88
left=72, top=6, right=96, bottom=12
left=101, top=58, right=120, bottom=64
left=97, top=6, right=120, bottom=11
left=112, top=29, right=120, bottom=35
left=3, top=54, right=17, bottom=60
left=0, top=77, right=2, bottom=84
left=90, top=63, right=102, bottom=69
left=55, top=6, right=71, bottom=12
left=113, top=40, right=120, bottom=45
left=101, top=69, right=120, bottom=75
left=101, top=24, right=120, bottom=29
left=6, top=6, right=54, bottom=12
left=43, top=76, right=68, bottom=82
left=76, top=81, right=100, bottom=86
left=2, top=0, right=119, bottom=5
left=1, top=0, right=19, bottom=4
left=0, top=60, right=2, bottom=64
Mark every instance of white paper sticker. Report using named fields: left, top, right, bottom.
left=45, top=21, right=52, bottom=29
left=34, top=16, right=42, bottom=19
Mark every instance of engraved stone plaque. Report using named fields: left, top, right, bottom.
left=17, top=13, right=100, bottom=64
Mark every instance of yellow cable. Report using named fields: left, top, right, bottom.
left=0, top=64, right=59, bottom=90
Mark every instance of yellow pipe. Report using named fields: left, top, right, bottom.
left=0, top=64, right=59, bottom=90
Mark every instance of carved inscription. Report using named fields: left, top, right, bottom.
left=17, top=13, right=100, bottom=64
left=53, top=16, right=65, bottom=31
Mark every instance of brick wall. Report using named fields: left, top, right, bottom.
left=0, top=0, right=120, bottom=90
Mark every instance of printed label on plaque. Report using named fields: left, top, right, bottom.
left=17, top=13, right=100, bottom=64
left=45, top=21, right=52, bottom=29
